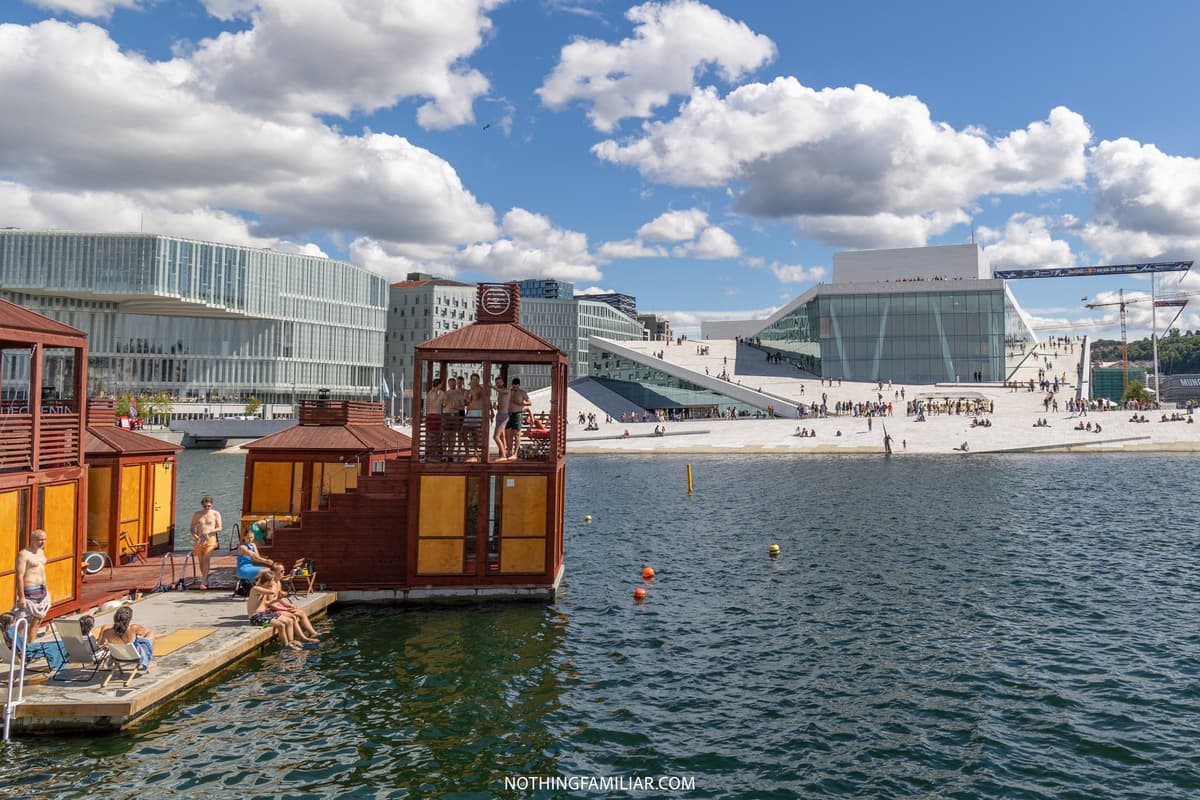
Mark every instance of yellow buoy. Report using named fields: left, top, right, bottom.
left=768, top=544, right=781, bottom=559
left=584, top=515, right=592, bottom=523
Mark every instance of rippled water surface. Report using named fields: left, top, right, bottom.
left=6, top=453, right=1200, bottom=798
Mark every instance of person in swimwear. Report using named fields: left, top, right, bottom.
left=492, top=375, right=511, bottom=460
left=235, top=526, right=276, bottom=583
left=463, top=373, right=486, bottom=460
left=97, top=605, right=157, bottom=671
left=189, top=496, right=222, bottom=589
left=266, top=563, right=320, bottom=640
left=246, top=571, right=305, bottom=649
left=15, top=528, right=50, bottom=638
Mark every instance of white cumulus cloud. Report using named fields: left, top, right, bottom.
left=0, top=20, right=497, bottom=250
left=538, top=0, right=775, bottom=131
left=24, top=0, right=142, bottom=17
left=1080, top=138, right=1200, bottom=263
left=768, top=262, right=826, bottom=284
left=637, top=208, right=709, bottom=242
left=456, top=208, right=602, bottom=282
left=186, top=0, right=500, bottom=128
left=595, top=79, right=1091, bottom=248
left=674, top=225, right=739, bottom=259
left=979, top=213, right=1074, bottom=268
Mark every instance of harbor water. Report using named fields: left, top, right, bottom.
left=4, top=452, right=1200, bottom=798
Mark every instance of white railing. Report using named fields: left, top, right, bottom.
left=3, top=616, right=30, bottom=741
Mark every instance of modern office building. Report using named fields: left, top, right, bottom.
left=517, top=278, right=575, bottom=299
left=587, top=292, right=637, bottom=319
left=703, top=244, right=1038, bottom=385
left=638, top=313, right=672, bottom=342
left=0, top=230, right=388, bottom=403
left=385, top=275, right=477, bottom=404
left=516, top=296, right=644, bottom=390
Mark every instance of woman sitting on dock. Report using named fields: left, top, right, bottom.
left=235, top=526, right=277, bottom=583
left=97, top=606, right=156, bottom=671
left=246, top=572, right=312, bottom=649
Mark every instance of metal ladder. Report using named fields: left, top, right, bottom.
left=177, top=553, right=202, bottom=590
left=152, top=552, right=178, bottom=592
left=3, top=616, right=30, bottom=742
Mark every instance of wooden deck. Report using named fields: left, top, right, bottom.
left=74, top=553, right=241, bottom=614
left=5, top=587, right=334, bottom=734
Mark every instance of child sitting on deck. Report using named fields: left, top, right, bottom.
left=246, top=571, right=312, bottom=650
left=266, top=563, right=320, bottom=641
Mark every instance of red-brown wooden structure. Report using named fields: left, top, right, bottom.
left=84, top=399, right=182, bottom=564
left=261, top=284, right=568, bottom=599
left=0, top=299, right=88, bottom=619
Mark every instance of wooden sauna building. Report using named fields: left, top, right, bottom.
left=0, top=299, right=88, bottom=620
left=84, top=399, right=182, bottom=565
left=240, top=400, right=411, bottom=535
left=258, top=284, right=568, bottom=602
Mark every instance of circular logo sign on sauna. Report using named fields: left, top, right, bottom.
left=481, top=285, right=511, bottom=316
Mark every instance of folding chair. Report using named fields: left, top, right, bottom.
left=101, top=641, right=143, bottom=688
left=119, top=531, right=149, bottom=565
left=280, top=559, right=316, bottom=598
left=52, top=619, right=109, bottom=682
left=0, top=629, right=57, bottom=676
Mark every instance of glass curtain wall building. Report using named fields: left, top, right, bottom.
left=517, top=297, right=644, bottom=390
left=755, top=281, right=1035, bottom=384
left=0, top=231, right=387, bottom=402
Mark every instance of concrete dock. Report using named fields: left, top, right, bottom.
left=4, top=588, right=334, bottom=734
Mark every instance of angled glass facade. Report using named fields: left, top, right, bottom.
left=756, top=282, right=1026, bottom=384
left=0, top=231, right=387, bottom=402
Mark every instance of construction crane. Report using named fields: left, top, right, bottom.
left=1085, top=289, right=1200, bottom=394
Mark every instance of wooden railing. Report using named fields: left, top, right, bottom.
left=415, top=412, right=559, bottom=464
left=0, top=412, right=81, bottom=472
left=298, top=400, right=384, bottom=426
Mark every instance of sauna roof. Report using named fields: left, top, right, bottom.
left=85, top=426, right=183, bottom=456
left=243, top=424, right=412, bottom=453
left=0, top=298, right=87, bottom=339
left=416, top=322, right=563, bottom=358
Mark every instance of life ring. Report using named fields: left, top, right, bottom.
left=82, top=551, right=109, bottom=575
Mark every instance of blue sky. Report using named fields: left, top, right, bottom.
left=3, top=0, right=1200, bottom=338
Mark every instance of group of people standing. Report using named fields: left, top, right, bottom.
left=423, top=373, right=531, bottom=461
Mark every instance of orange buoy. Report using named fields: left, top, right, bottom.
left=642, top=566, right=656, bottom=580
left=633, top=587, right=647, bottom=601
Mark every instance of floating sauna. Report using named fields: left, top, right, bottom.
left=84, top=399, right=182, bottom=564
left=261, top=284, right=567, bottom=601
left=240, top=400, right=411, bottom=535
left=0, top=299, right=88, bottom=619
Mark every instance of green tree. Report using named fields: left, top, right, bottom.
left=1122, top=380, right=1151, bottom=405
left=115, top=394, right=133, bottom=417
left=146, top=390, right=172, bottom=425
left=245, top=395, right=262, bottom=417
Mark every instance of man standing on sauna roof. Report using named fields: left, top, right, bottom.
left=189, top=496, right=222, bottom=590
left=492, top=375, right=511, bottom=460
left=506, top=378, right=531, bottom=460
left=425, top=374, right=445, bottom=460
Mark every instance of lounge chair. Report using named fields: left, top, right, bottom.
left=52, top=619, right=109, bottom=682
left=0, top=629, right=59, bottom=676
left=101, top=641, right=143, bottom=688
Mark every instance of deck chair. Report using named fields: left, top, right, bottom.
left=101, top=641, right=143, bottom=688
left=52, top=619, right=109, bottom=682
left=0, top=630, right=58, bottom=676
